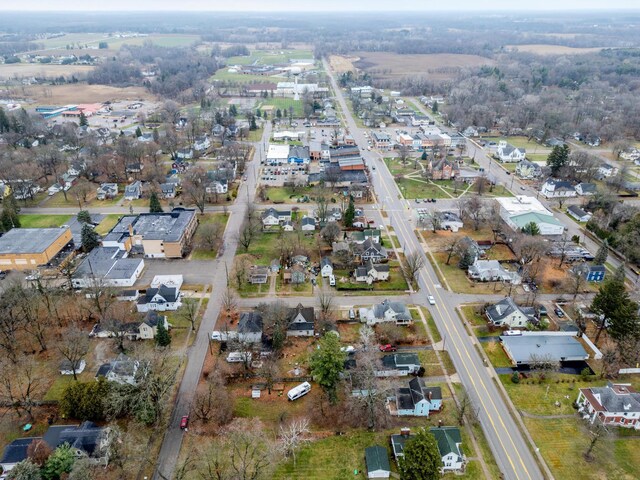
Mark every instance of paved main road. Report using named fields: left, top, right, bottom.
left=325, top=58, right=545, bottom=480
left=152, top=122, right=271, bottom=480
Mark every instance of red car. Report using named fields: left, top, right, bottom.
left=379, top=344, right=397, bottom=352
left=180, top=415, right=189, bottom=430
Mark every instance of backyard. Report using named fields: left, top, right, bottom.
left=190, top=213, right=230, bottom=260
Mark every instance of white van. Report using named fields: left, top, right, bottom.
left=287, top=381, right=311, bottom=401
left=226, top=352, right=252, bottom=363
left=329, top=275, right=336, bottom=287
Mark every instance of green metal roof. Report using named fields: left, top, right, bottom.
left=365, top=445, right=391, bottom=473
left=430, top=427, right=462, bottom=458
left=509, top=212, right=562, bottom=227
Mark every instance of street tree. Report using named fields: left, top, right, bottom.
left=567, top=267, right=587, bottom=301
left=398, top=428, right=441, bottom=480
left=57, top=324, right=90, bottom=380
left=192, top=372, right=234, bottom=426
left=258, top=301, right=289, bottom=353
left=316, top=290, right=335, bottom=322
left=593, top=240, right=609, bottom=265
left=180, top=299, right=199, bottom=332
left=309, top=333, right=346, bottom=403
left=76, top=210, right=92, bottom=224
left=461, top=196, right=485, bottom=231
left=402, top=251, right=425, bottom=287
left=343, top=196, right=355, bottom=227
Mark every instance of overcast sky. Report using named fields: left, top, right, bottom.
left=1, top=0, right=638, bottom=11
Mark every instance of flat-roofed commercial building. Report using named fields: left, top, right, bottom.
left=0, top=227, right=73, bottom=270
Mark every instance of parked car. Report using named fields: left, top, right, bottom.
left=538, top=305, right=548, bottom=316
left=341, top=345, right=356, bottom=353
left=554, top=307, right=564, bottom=317
left=180, top=415, right=189, bottom=430
left=379, top=344, right=397, bottom=352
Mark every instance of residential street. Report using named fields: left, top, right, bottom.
left=152, top=122, right=271, bottom=480
left=324, top=58, right=546, bottom=480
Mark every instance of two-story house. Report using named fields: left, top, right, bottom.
left=540, top=178, right=577, bottom=199
left=485, top=297, right=537, bottom=328
left=577, top=383, right=640, bottom=430
left=286, top=303, right=315, bottom=337
left=496, top=141, right=526, bottom=163
left=391, top=378, right=442, bottom=417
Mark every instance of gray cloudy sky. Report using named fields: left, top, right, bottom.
left=1, top=0, right=637, bottom=11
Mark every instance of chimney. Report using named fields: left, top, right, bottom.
left=400, top=428, right=410, bottom=437
left=128, top=222, right=134, bottom=237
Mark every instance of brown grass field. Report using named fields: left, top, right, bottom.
left=329, top=55, right=358, bottom=73
left=16, top=84, right=156, bottom=104
left=0, top=63, right=94, bottom=79
left=505, top=44, right=606, bottom=55
left=351, top=52, right=495, bottom=81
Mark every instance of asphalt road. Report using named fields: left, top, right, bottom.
left=152, top=122, right=271, bottom=480
left=324, top=58, right=545, bottom=480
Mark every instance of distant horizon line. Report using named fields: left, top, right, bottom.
left=1, top=8, right=640, bottom=13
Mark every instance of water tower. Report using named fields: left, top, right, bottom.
left=291, top=66, right=302, bottom=100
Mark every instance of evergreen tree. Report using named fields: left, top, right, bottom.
left=149, top=191, right=163, bottom=213
left=1, top=194, right=21, bottom=231
left=153, top=127, right=160, bottom=143
left=309, top=333, right=346, bottom=403
left=249, top=114, right=257, bottom=131
left=79, top=112, right=88, bottom=127
left=398, top=428, right=441, bottom=480
left=59, top=378, right=110, bottom=421
left=155, top=320, right=171, bottom=347
left=613, top=263, right=626, bottom=283
left=42, top=444, right=75, bottom=480
left=421, top=151, right=427, bottom=161
left=6, top=459, right=42, bottom=480
left=593, top=240, right=608, bottom=265
left=256, top=109, right=262, bottom=118
left=591, top=279, right=640, bottom=342
left=431, top=101, right=438, bottom=114
left=229, top=104, right=238, bottom=117
left=521, top=221, right=540, bottom=236
left=80, top=224, right=99, bottom=252
left=458, top=247, right=476, bottom=269
left=343, top=196, right=355, bottom=227
left=135, top=126, right=142, bottom=137
left=76, top=210, right=92, bottom=224
left=546, top=144, right=570, bottom=176
left=276, top=108, right=282, bottom=119
left=0, top=106, right=9, bottom=133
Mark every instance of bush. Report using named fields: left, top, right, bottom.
left=511, top=371, right=520, bottom=384
left=377, top=323, right=404, bottom=345
left=580, top=367, right=591, bottom=381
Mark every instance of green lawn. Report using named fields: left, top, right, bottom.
left=500, top=374, right=610, bottom=416
left=211, top=68, right=276, bottom=84
left=262, top=186, right=315, bottom=203
left=18, top=214, right=72, bottom=228
left=482, top=341, right=512, bottom=368
left=241, top=230, right=319, bottom=266
left=481, top=136, right=550, bottom=153
left=334, top=263, right=409, bottom=292
left=227, top=49, right=313, bottom=66
left=430, top=252, right=511, bottom=295
left=44, top=371, right=92, bottom=401
left=273, top=431, right=393, bottom=479
left=422, top=308, right=442, bottom=343
left=258, top=97, right=305, bottom=117
left=524, top=417, right=640, bottom=480
left=460, top=305, right=487, bottom=326
left=95, top=214, right=122, bottom=235
left=190, top=213, right=229, bottom=260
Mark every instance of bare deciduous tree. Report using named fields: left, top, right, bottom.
left=279, top=418, right=310, bottom=469
left=401, top=251, right=425, bottom=287
left=57, top=323, right=90, bottom=380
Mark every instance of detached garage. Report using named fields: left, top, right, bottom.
left=365, top=445, right=391, bottom=479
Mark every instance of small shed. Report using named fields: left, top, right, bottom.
left=365, top=445, right=391, bottom=479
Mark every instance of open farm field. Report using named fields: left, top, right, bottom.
left=18, top=83, right=155, bottom=104
left=328, top=55, right=358, bottom=73
left=353, top=52, right=494, bottom=81
left=505, top=44, right=607, bottom=55
left=227, top=49, right=314, bottom=66
left=0, top=63, right=94, bottom=79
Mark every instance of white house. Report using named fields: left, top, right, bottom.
left=431, top=427, right=465, bottom=472
left=136, top=275, right=183, bottom=312
left=72, top=247, right=145, bottom=289
left=286, top=303, right=315, bottom=337
left=598, top=163, right=618, bottom=178
left=515, top=159, right=542, bottom=179
left=237, top=311, right=263, bottom=343
left=575, top=182, right=597, bottom=196
left=261, top=208, right=292, bottom=226
left=540, top=179, right=577, bottom=199
left=124, top=180, right=142, bottom=200
left=96, top=183, right=118, bottom=200
left=59, top=359, right=86, bottom=376
left=206, top=179, right=228, bottom=195
left=485, top=297, right=536, bottom=328
left=193, top=135, right=211, bottom=152
left=567, top=205, right=592, bottom=223
left=496, top=141, right=526, bottom=163
left=301, top=216, right=316, bottom=231
left=96, top=354, right=139, bottom=385
left=321, top=257, right=333, bottom=277
left=391, top=378, right=442, bottom=417
left=468, top=260, right=521, bottom=284
left=359, top=299, right=412, bottom=326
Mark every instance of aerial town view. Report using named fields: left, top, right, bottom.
left=0, top=1, right=640, bottom=479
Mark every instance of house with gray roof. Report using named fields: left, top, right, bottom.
left=249, top=266, right=269, bottom=284
left=496, top=141, right=526, bottom=163
left=262, top=208, right=292, bottom=226
left=359, top=299, right=412, bottom=326
left=96, top=354, right=139, bottom=385
left=123, top=311, right=169, bottom=341
left=540, top=178, right=576, bottom=199
left=515, top=159, right=542, bottom=179
left=238, top=311, right=263, bottom=343
left=354, top=238, right=388, bottom=263
left=96, top=183, right=118, bottom=200
left=287, top=303, right=315, bottom=337
left=468, top=260, right=521, bottom=284
left=485, top=297, right=537, bottom=328
left=1, top=422, right=106, bottom=475
left=321, top=257, right=333, bottom=277
left=301, top=216, right=316, bottom=231
left=391, top=378, right=442, bottom=417
left=124, top=180, right=143, bottom=200
left=500, top=333, right=589, bottom=365
left=577, top=383, right=640, bottom=430
left=72, top=246, right=145, bottom=288
left=160, top=182, right=176, bottom=199
left=136, top=282, right=182, bottom=312
left=567, top=205, right=592, bottom=223
left=575, top=182, right=597, bottom=196
left=379, top=353, right=421, bottom=376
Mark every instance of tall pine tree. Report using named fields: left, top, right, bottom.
left=343, top=196, right=355, bottom=227
left=80, top=224, right=100, bottom=252
left=149, top=191, right=163, bottom=213
left=593, top=240, right=608, bottom=265
left=155, top=320, right=171, bottom=347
